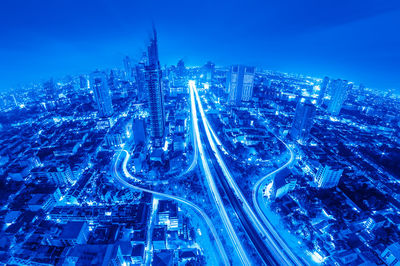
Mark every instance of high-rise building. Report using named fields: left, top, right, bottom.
left=271, top=168, right=297, bottom=200
left=315, top=162, right=343, bottom=188
left=79, top=75, right=88, bottom=89
left=204, top=61, right=215, bottom=82
left=317, top=76, right=329, bottom=106
left=290, top=98, right=316, bottom=142
left=145, top=27, right=165, bottom=148
left=227, top=65, right=255, bottom=105
left=123, top=56, right=133, bottom=80
left=135, top=64, right=146, bottom=101
left=327, top=79, right=352, bottom=115
left=90, top=71, right=113, bottom=117
left=108, top=70, right=117, bottom=91
left=176, top=59, right=186, bottom=77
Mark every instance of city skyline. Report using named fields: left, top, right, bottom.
left=1, top=2, right=400, bottom=266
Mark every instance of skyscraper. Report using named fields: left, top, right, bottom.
left=135, top=63, right=146, bottom=101
left=108, top=70, right=116, bottom=91
left=317, top=76, right=329, bottom=106
left=123, top=56, right=133, bottom=80
left=327, top=79, right=352, bottom=115
left=176, top=59, right=186, bottom=77
left=315, top=162, right=343, bottom=189
left=204, top=61, right=215, bottom=83
left=290, top=98, right=316, bottom=142
left=145, top=27, right=165, bottom=148
left=90, top=71, right=113, bottom=117
left=227, top=65, right=255, bottom=105
left=79, top=75, right=88, bottom=89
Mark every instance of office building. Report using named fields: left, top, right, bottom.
left=48, top=221, right=89, bottom=247
left=315, top=162, right=344, bottom=188
left=381, top=242, right=400, bottom=266
left=290, top=98, right=316, bottom=142
left=276, top=178, right=297, bottom=199
left=108, top=70, right=117, bottom=91
left=79, top=75, right=88, bottom=89
left=123, top=56, right=133, bottom=80
left=145, top=27, right=166, bottom=148
left=176, top=59, right=186, bottom=77
left=90, top=71, right=113, bottom=117
left=227, top=65, right=255, bottom=105
left=327, top=79, right=352, bottom=115
left=152, top=226, right=167, bottom=250
left=317, top=76, right=329, bottom=106
left=271, top=168, right=296, bottom=199
left=30, top=164, right=76, bottom=186
left=204, top=61, right=215, bottom=82
left=135, top=63, right=146, bottom=101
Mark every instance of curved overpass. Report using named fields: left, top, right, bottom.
left=111, top=149, right=230, bottom=266
left=192, top=81, right=303, bottom=265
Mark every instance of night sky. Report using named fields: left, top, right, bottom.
left=1, top=0, right=399, bottom=91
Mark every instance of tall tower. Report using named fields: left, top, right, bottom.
left=290, top=98, right=316, bottom=142
left=90, top=71, right=113, bottom=117
left=135, top=63, right=146, bottom=101
left=123, top=56, right=132, bottom=80
left=79, top=75, right=88, bottom=89
left=108, top=70, right=116, bottom=91
left=176, top=59, right=186, bottom=77
left=227, top=65, right=255, bottom=105
left=145, top=27, right=165, bottom=148
left=204, top=61, right=215, bottom=83
left=317, top=76, right=329, bottom=106
left=327, top=79, right=352, bottom=115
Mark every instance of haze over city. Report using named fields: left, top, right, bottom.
left=1, top=0, right=400, bottom=91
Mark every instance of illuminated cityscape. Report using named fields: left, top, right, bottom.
left=1, top=1, right=400, bottom=265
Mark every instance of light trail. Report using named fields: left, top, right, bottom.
left=251, top=132, right=303, bottom=264
left=189, top=80, right=251, bottom=266
left=179, top=85, right=199, bottom=177
left=112, top=149, right=230, bottom=266
left=144, top=197, right=158, bottom=265
left=192, top=81, right=303, bottom=265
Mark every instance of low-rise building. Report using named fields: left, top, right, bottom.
left=153, top=226, right=167, bottom=250
left=47, top=221, right=89, bottom=247
left=381, top=242, right=400, bottom=266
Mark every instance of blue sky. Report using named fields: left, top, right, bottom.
left=1, top=0, right=399, bottom=91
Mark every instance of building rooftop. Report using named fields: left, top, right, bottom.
left=59, top=221, right=86, bottom=240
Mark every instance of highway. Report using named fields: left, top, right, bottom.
left=112, top=80, right=302, bottom=265
left=179, top=92, right=198, bottom=177
left=145, top=197, right=158, bottom=265
left=191, top=81, right=303, bottom=265
left=251, top=129, right=307, bottom=265
left=199, top=121, right=278, bottom=265
left=189, top=81, right=251, bottom=265
left=111, top=148, right=230, bottom=266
